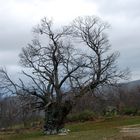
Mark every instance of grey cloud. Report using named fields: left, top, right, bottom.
left=0, top=51, right=19, bottom=66
left=0, top=0, right=140, bottom=81
left=89, top=0, right=140, bottom=80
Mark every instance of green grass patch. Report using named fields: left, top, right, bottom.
left=1, top=116, right=140, bottom=140
left=0, top=130, right=43, bottom=140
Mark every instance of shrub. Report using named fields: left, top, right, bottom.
left=67, top=110, right=96, bottom=122
left=137, top=110, right=140, bottom=116
left=121, top=107, right=138, bottom=116
left=103, top=106, right=118, bottom=117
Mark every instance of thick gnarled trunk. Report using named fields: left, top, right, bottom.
left=43, top=101, right=72, bottom=135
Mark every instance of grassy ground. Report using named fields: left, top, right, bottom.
left=1, top=116, right=140, bottom=140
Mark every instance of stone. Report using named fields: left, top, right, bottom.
left=58, top=132, right=67, bottom=136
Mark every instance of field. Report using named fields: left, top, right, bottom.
left=1, top=116, right=140, bottom=140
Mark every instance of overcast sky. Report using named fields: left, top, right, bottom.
left=0, top=0, right=140, bottom=81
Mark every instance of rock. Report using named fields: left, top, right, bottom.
left=44, top=128, right=70, bottom=135
left=58, top=132, right=67, bottom=136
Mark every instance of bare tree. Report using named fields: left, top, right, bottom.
left=0, top=16, right=129, bottom=134
left=71, top=16, right=129, bottom=94
left=0, top=18, right=86, bottom=134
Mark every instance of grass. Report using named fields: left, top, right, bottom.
left=1, top=116, right=140, bottom=140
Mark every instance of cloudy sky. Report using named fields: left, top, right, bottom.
left=0, top=0, right=140, bottom=81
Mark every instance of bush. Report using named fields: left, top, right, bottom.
left=67, top=110, right=96, bottom=122
left=121, top=107, right=138, bottom=116
left=137, top=110, right=140, bottom=116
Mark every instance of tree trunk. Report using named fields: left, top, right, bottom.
left=43, top=101, right=72, bottom=135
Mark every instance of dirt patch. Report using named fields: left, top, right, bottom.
left=120, top=125, right=140, bottom=137
left=105, top=124, right=140, bottom=140
left=114, top=125, right=140, bottom=140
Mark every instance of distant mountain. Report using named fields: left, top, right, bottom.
left=121, top=79, right=140, bottom=90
